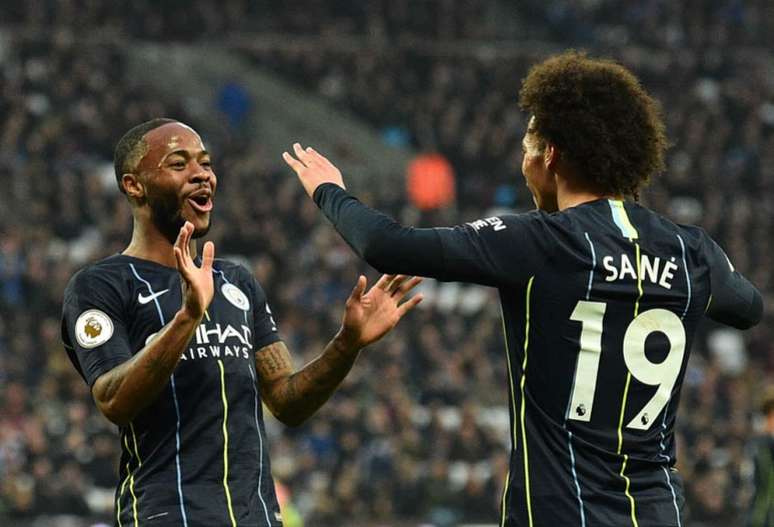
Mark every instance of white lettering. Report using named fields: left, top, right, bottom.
left=487, top=217, right=506, bottom=231
left=466, top=217, right=506, bottom=233
left=601, top=253, right=679, bottom=290
left=619, top=254, right=637, bottom=280
left=641, top=254, right=660, bottom=284
left=221, top=325, right=248, bottom=346
left=659, top=261, right=678, bottom=290
left=199, top=324, right=223, bottom=345
left=603, top=255, right=618, bottom=282
left=181, top=344, right=255, bottom=361
left=193, top=323, right=253, bottom=345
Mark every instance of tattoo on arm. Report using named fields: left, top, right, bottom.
left=255, top=343, right=292, bottom=378
left=91, top=311, right=200, bottom=426
left=255, top=338, right=359, bottom=426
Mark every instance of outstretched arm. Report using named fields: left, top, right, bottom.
left=284, top=144, right=527, bottom=286
left=283, top=144, right=445, bottom=276
left=92, top=222, right=215, bottom=425
left=256, top=274, right=422, bottom=427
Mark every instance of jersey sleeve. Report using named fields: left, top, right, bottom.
left=61, top=269, right=132, bottom=387
left=313, top=183, right=544, bottom=287
left=702, top=234, right=763, bottom=329
left=247, top=273, right=283, bottom=350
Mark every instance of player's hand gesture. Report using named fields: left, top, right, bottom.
left=174, top=221, right=215, bottom=320
left=283, top=143, right=345, bottom=199
left=338, top=274, right=423, bottom=350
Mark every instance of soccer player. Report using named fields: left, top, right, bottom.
left=61, top=118, right=423, bottom=526
left=283, top=52, right=764, bottom=526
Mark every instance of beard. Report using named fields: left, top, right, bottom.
left=146, top=187, right=211, bottom=244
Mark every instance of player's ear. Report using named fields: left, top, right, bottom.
left=121, top=173, right=146, bottom=202
left=543, top=143, right=559, bottom=171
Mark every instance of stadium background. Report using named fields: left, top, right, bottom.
left=0, top=1, right=771, bottom=526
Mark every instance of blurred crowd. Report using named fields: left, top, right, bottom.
left=0, top=1, right=772, bottom=526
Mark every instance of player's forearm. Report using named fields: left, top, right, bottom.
left=313, top=183, right=444, bottom=276
left=92, top=310, right=200, bottom=425
left=259, top=334, right=360, bottom=427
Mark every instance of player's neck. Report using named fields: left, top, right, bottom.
left=555, top=175, right=621, bottom=211
left=557, top=190, right=612, bottom=211
left=123, top=217, right=197, bottom=268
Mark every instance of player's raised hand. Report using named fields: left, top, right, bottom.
left=282, top=143, right=345, bottom=198
left=173, top=221, right=215, bottom=320
left=339, top=274, right=423, bottom=349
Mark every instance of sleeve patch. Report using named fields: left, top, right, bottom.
left=74, top=309, right=114, bottom=349
left=466, top=216, right=507, bottom=232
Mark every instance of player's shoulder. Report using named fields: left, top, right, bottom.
left=628, top=204, right=727, bottom=268
left=212, top=258, right=251, bottom=282
left=611, top=201, right=712, bottom=247
left=212, top=258, right=272, bottom=303
left=64, top=255, right=133, bottom=299
left=212, top=258, right=266, bottom=289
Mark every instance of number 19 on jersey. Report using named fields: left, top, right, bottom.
left=568, top=301, right=686, bottom=430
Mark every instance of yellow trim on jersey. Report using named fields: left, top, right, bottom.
left=129, top=424, right=142, bottom=527
left=499, top=303, right=518, bottom=527
left=500, top=469, right=510, bottom=527
left=117, top=432, right=131, bottom=527
left=634, top=243, right=643, bottom=316
left=520, top=277, right=535, bottom=527
left=204, top=309, right=211, bottom=322
left=218, top=360, right=238, bottom=527
left=620, top=455, right=638, bottom=526
left=616, top=241, right=644, bottom=527
left=617, top=373, right=633, bottom=455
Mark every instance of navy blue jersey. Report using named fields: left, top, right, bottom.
left=61, top=254, right=284, bottom=526
left=313, top=183, right=763, bottom=527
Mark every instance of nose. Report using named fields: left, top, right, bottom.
left=190, top=165, right=212, bottom=185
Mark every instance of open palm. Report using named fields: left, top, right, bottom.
left=174, top=221, right=215, bottom=320
left=341, top=274, right=423, bottom=349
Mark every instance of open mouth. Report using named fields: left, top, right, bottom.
left=186, top=192, right=213, bottom=213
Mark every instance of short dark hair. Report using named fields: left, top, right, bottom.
left=113, top=118, right=179, bottom=193
left=518, top=51, right=667, bottom=199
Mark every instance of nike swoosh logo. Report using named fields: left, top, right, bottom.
left=138, top=289, right=169, bottom=305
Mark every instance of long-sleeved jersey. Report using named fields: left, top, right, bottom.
left=314, top=183, right=763, bottom=527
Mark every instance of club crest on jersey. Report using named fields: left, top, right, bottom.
left=222, top=283, right=250, bottom=311
left=75, top=309, right=114, bottom=349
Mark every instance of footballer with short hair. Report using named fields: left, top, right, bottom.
left=62, top=119, right=423, bottom=526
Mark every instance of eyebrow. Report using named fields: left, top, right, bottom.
left=158, top=149, right=210, bottom=166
